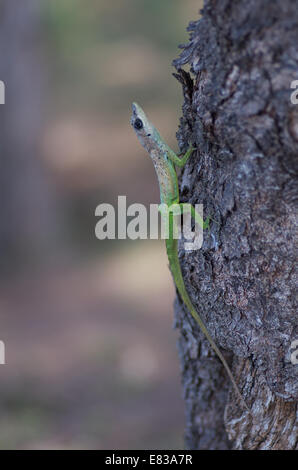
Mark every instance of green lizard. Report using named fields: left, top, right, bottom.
left=131, top=102, right=250, bottom=412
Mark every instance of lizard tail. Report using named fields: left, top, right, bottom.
left=166, top=241, right=250, bottom=413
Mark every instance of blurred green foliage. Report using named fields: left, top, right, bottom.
left=43, top=0, right=198, bottom=112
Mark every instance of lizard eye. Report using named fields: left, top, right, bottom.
left=134, top=118, right=143, bottom=130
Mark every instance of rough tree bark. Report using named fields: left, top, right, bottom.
left=173, top=0, right=298, bottom=450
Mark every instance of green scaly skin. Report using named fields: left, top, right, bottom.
left=131, top=102, right=250, bottom=413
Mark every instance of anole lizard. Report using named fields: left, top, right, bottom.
left=131, top=102, right=250, bottom=412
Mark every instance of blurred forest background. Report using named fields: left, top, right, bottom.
left=0, top=0, right=202, bottom=449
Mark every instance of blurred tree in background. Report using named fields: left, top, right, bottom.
left=0, top=0, right=61, bottom=274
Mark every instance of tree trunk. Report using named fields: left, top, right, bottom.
left=173, top=0, right=298, bottom=450
left=0, top=0, right=60, bottom=274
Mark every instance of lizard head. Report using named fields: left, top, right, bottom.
left=131, top=102, right=157, bottom=153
